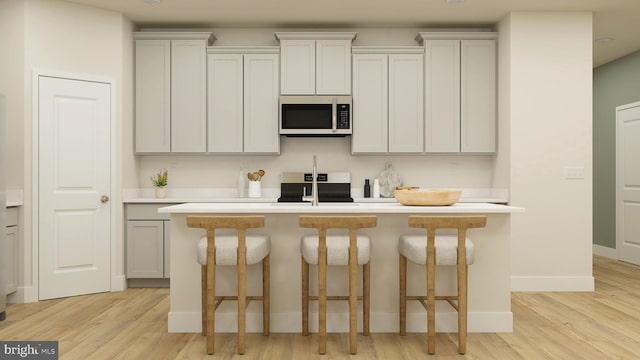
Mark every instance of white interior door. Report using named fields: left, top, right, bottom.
left=616, top=102, right=640, bottom=265
left=38, top=76, right=111, bottom=300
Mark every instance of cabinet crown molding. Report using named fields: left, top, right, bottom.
left=352, top=46, right=424, bottom=54
left=415, top=31, right=497, bottom=44
left=134, top=31, right=216, bottom=45
left=207, top=46, right=280, bottom=54
left=274, top=32, right=357, bottom=42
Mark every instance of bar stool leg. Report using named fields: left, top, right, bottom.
left=399, top=254, right=407, bottom=336
left=263, top=254, right=270, bottom=336
left=201, top=266, right=207, bottom=336
left=318, top=248, right=327, bottom=355
left=458, top=264, right=468, bottom=354
left=363, top=261, right=370, bottom=336
left=457, top=249, right=468, bottom=354
left=427, top=231, right=436, bottom=355
left=301, top=255, right=309, bottom=336
left=349, top=246, right=358, bottom=354
left=206, top=259, right=216, bottom=355
left=237, top=263, right=246, bottom=354
left=237, top=233, right=247, bottom=355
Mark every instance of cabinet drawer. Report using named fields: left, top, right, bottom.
left=126, top=204, right=171, bottom=221
left=6, top=207, right=18, bottom=226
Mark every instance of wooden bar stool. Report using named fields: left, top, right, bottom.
left=299, top=215, right=377, bottom=355
left=398, top=215, right=487, bottom=354
left=187, top=215, right=271, bottom=355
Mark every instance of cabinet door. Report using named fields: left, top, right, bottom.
left=126, top=221, right=164, bottom=278
left=389, top=54, right=424, bottom=153
left=424, top=40, right=460, bottom=153
left=208, top=54, right=244, bottom=153
left=4, top=225, right=18, bottom=294
left=280, top=40, right=315, bottom=95
left=316, top=40, right=351, bottom=95
left=461, top=40, right=496, bottom=153
left=171, top=39, right=207, bottom=153
left=351, top=54, right=388, bottom=153
left=244, top=54, right=280, bottom=153
left=135, top=39, right=171, bottom=153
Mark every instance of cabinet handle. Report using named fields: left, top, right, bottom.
left=101, top=195, right=110, bottom=203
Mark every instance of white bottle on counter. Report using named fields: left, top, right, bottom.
left=373, top=178, right=380, bottom=198
left=237, top=168, right=246, bottom=198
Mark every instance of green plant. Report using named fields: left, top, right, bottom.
left=150, top=168, right=168, bottom=188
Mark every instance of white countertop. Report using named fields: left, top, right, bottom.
left=158, top=201, right=523, bottom=214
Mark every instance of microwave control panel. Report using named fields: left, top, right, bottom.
left=337, top=104, right=350, bottom=129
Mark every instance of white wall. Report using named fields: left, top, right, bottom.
left=0, top=0, right=25, bottom=191
left=14, top=0, right=134, bottom=301
left=502, top=12, right=594, bottom=291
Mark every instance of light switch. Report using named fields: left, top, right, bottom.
left=564, top=166, right=585, bottom=179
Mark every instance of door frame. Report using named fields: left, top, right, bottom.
left=30, top=70, right=120, bottom=302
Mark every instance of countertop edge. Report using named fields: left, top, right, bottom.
left=158, top=202, right=524, bottom=214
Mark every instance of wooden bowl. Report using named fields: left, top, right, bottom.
left=394, top=189, right=462, bottom=206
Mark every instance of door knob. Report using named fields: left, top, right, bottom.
left=101, top=195, right=110, bottom=203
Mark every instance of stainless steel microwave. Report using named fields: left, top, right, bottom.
left=279, top=95, right=352, bottom=136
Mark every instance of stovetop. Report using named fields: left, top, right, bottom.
left=278, top=172, right=353, bottom=203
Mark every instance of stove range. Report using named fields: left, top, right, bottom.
left=278, top=172, right=353, bottom=203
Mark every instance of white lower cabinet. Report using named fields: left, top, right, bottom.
left=419, top=33, right=497, bottom=153
left=207, top=49, right=280, bottom=153
left=352, top=49, right=424, bottom=154
left=3, top=207, right=18, bottom=295
left=126, top=204, right=170, bottom=279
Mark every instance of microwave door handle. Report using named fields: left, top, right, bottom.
left=332, top=98, right=337, bottom=132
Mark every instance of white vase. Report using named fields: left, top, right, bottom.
left=248, top=181, right=261, bottom=198
left=155, top=187, right=166, bottom=199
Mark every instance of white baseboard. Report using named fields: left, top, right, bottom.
left=511, top=276, right=594, bottom=292
left=7, top=286, right=38, bottom=304
left=593, top=244, right=617, bottom=259
left=168, top=311, right=513, bottom=333
left=111, top=275, right=127, bottom=292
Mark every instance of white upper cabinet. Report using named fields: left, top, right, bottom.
left=207, top=47, right=280, bottom=154
left=461, top=40, right=496, bottom=153
left=279, top=40, right=316, bottom=95
left=134, top=32, right=214, bottom=154
left=316, top=40, right=352, bottom=95
left=352, top=47, right=424, bottom=154
left=208, top=53, right=244, bottom=153
left=418, top=32, right=497, bottom=154
left=171, top=40, right=207, bottom=153
left=388, top=54, right=424, bottom=153
left=276, top=32, right=356, bottom=95
left=244, top=53, right=280, bottom=153
left=424, top=39, right=461, bottom=153
left=135, top=39, right=171, bottom=153
left=352, top=53, right=388, bottom=153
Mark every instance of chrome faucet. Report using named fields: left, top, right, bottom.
left=302, top=155, right=319, bottom=206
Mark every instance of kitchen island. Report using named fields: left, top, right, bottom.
left=159, top=202, right=523, bottom=334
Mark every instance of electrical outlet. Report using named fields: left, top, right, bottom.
left=564, top=166, right=585, bottom=179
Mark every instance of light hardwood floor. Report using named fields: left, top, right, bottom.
left=1, top=255, right=639, bottom=359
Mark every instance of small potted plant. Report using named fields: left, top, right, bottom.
left=150, top=168, right=168, bottom=198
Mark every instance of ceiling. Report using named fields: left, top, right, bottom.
left=63, top=0, right=640, bottom=67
